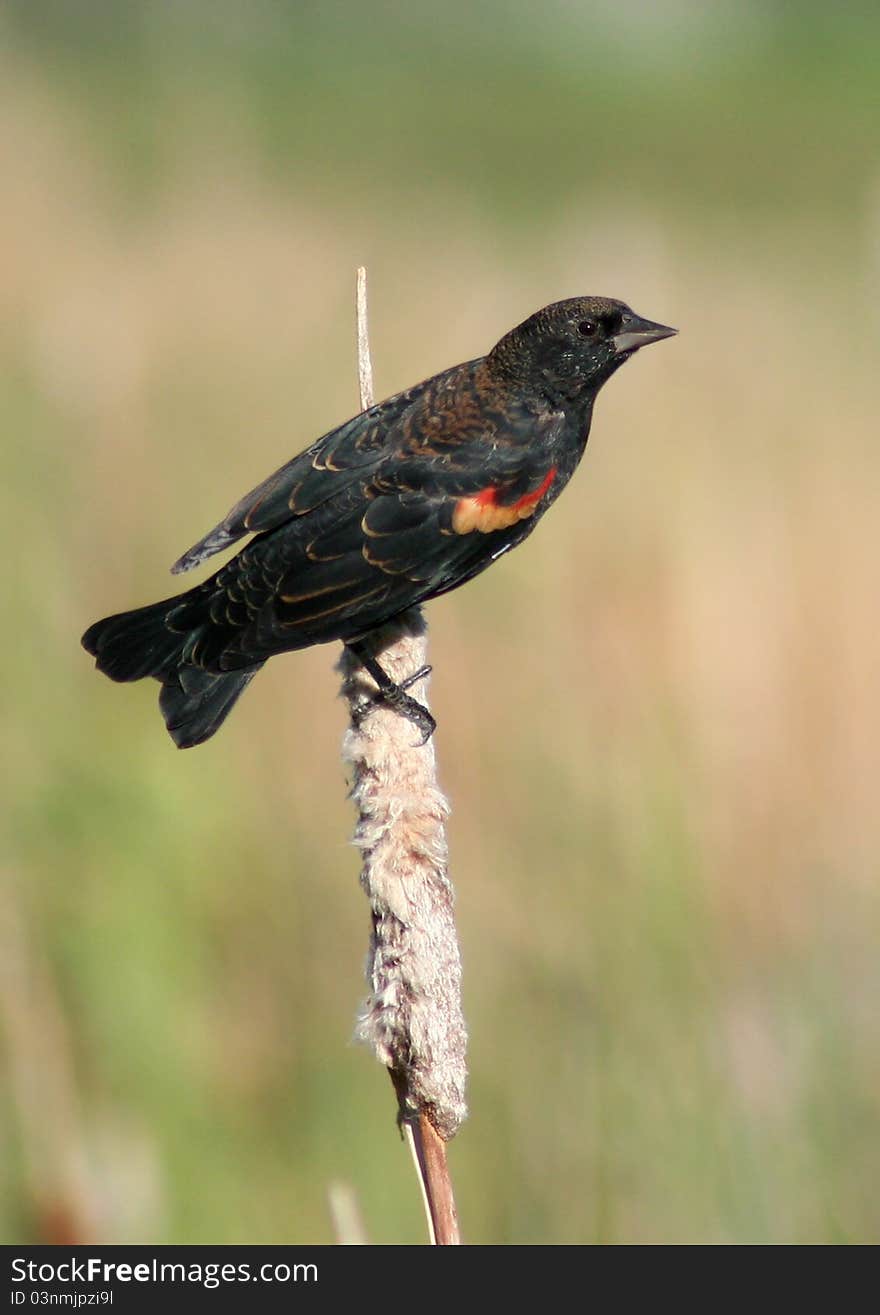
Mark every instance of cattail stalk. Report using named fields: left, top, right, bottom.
left=336, top=268, right=466, bottom=1245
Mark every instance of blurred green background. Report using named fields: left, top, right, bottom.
left=2, top=0, right=879, bottom=1245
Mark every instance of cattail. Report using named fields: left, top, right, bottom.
left=337, top=271, right=465, bottom=1243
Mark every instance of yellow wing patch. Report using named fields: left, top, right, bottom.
left=451, top=467, right=557, bottom=535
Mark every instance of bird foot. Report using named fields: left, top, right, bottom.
left=400, top=664, right=432, bottom=692
left=352, top=684, right=436, bottom=745
left=377, top=686, right=437, bottom=745
left=348, top=647, right=437, bottom=745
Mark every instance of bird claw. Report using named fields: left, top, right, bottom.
left=394, top=691, right=436, bottom=746
left=351, top=679, right=436, bottom=745
left=346, top=646, right=437, bottom=744
left=400, top=664, right=432, bottom=692
left=357, top=689, right=436, bottom=745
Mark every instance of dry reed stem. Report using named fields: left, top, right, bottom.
left=336, top=268, right=465, bottom=1245
left=327, top=1180, right=369, bottom=1245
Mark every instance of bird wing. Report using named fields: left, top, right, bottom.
left=170, top=377, right=431, bottom=575
left=189, top=380, right=566, bottom=665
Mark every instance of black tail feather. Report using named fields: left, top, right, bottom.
left=82, top=598, right=188, bottom=684
left=159, top=666, right=259, bottom=749
left=82, top=598, right=261, bottom=747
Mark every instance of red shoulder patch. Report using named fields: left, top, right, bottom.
left=452, top=467, right=557, bottom=534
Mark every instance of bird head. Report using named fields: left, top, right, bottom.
left=488, top=296, right=676, bottom=404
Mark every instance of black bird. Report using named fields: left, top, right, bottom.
left=82, top=296, right=676, bottom=747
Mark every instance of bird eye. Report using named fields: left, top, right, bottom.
left=577, top=319, right=597, bottom=338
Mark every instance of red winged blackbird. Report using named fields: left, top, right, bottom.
left=83, top=296, right=675, bottom=747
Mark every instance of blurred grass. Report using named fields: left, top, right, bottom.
left=1, top=1, right=879, bottom=1244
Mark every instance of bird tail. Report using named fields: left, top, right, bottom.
left=158, top=664, right=259, bottom=749
left=82, top=597, right=261, bottom=748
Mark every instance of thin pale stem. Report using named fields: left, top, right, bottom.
left=357, top=266, right=374, bottom=411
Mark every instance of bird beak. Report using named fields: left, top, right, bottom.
left=613, top=317, right=678, bottom=354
